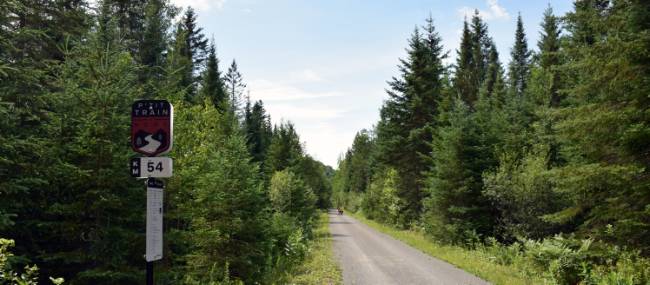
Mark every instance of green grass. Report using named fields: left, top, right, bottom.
left=286, top=212, right=343, bottom=285
left=347, top=211, right=542, bottom=285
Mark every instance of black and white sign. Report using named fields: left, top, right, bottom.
left=146, top=179, right=163, bottom=262
left=131, top=157, right=173, bottom=178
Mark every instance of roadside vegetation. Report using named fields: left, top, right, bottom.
left=334, top=1, right=650, bottom=284
left=285, top=212, right=343, bottom=285
left=0, top=1, right=333, bottom=284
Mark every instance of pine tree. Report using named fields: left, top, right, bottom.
left=548, top=0, right=650, bottom=253
left=470, top=10, right=490, bottom=89
left=374, top=17, right=448, bottom=224
left=37, top=14, right=144, bottom=282
left=199, top=42, right=227, bottom=109
left=423, top=99, right=497, bottom=242
left=454, top=19, right=475, bottom=105
left=182, top=7, right=209, bottom=69
left=139, top=0, right=173, bottom=85
left=176, top=7, right=209, bottom=101
left=266, top=122, right=303, bottom=175
left=482, top=41, right=506, bottom=103
left=224, top=60, right=247, bottom=117
left=454, top=11, right=492, bottom=107
left=508, top=14, right=531, bottom=98
left=169, top=22, right=194, bottom=102
left=244, top=100, right=273, bottom=166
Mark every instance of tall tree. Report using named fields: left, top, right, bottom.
left=199, top=42, right=227, bottom=109
left=224, top=60, right=247, bottom=117
left=375, top=18, right=447, bottom=224
left=139, top=0, right=174, bottom=85
left=454, top=11, right=492, bottom=106
left=266, top=122, right=303, bottom=175
left=508, top=14, right=532, bottom=98
left=244, top=100, right=273, bottom=166
left=454, top=19, right=475, bottom=105
left=177, top=6, right=208, bottom=101
left=470, top=10, right=490, bottom=89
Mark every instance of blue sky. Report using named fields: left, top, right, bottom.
left=171, top=0, right=574, bottom=167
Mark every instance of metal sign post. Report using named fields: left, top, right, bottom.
left=131, top=99, right=173, bottom=285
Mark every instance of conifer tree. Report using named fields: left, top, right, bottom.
left=423, top=99, right=497, bottom=242
left=224, top=60, right=247, bottom=117
left=182, top=7, right=209, bottom=69
left=244, top=100, right=273, bottom=166
left=375, top=17, right=447, bottom=224
left=508, top=14, right=531, bottom=98
left=266, top=122, right=303, bottom=175
left=470, top=10, right=490, bottom=89
left=175, top=7, right=209, bottom=101
left=200, top=42, right=227, bottom=109
left=139, top=0, right=173, bottom=84
left=454, top=19, right=476, bottom=105
left=454, top=11, right=492, bottom=107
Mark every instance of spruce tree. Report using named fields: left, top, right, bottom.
left=470, top=10, right=490, bottom=89
left=454, top=11, right=492, bottom=107
left=375, top=18, right=447, bottom=224
left=266, top=122, right=303, bottom=175
left=454, top=19, right=476, bottom=105
left=200, top=42, right=227, bottom=109
left=244, top=100, right=273, bottom=166
left=139, top=0, right=173, bottom=85
left=508, top=14, right=531, bottom=98
left=224, top=60, right=247, bottom=117
left=182, top=7, right=209, bottom=69
left=423, top=99, right=497, bottom=242
left=176, top=7, right=208, bottom=101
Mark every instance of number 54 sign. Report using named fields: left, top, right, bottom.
left=131, top=157, right=173, bottom=178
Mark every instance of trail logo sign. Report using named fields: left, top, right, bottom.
left=131, top=100, right=173, bottom=156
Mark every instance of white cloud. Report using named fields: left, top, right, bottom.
left=289, top=69, right=324, bottom=82
left=171, top=0, right=226, bottom=12
left=263, top=104, right=344, bottom=121
left=248, top=79, right=341, bottom=101
left=458, top=0, right=510, bottom=21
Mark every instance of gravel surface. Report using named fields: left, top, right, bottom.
left=329, top=210, right=490, bottom=285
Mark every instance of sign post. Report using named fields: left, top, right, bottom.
left=146, top=178, right=164, bottom=262
left=131, top=99, right=173, bottom=285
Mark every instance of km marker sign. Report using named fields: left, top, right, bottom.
left=130, top=99, right=174, bottom=285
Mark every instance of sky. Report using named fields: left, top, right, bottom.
left=171, top=0, right=574, bottom=167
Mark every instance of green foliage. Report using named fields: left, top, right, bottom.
left=0, top=2, right=328, bottom=283
left=200, top=43, right=227, bottom=109
left=338, top=1, right=650, bottom=282
left=422, top=98, right=498, bottom=243
left=270, top=170, right=317, bottom=231
left=374, top=17, right=447, bottom=223
left=0, top=238, right=60, bottom=285
left=284, top=212, right=342, bottom=285
left=266, top=122, right=303, bottom=174
left=508, top=14, right=531, bottom=98
left=361, top=169, right=401, bottom=225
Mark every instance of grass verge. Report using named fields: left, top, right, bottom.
left=286, top=212, right=343, bottom=285
left=347, top=211, right=541, bottom=285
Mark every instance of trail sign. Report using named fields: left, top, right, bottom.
left=132, top=100, right=173, bottom=156
left=146, top=179, right=164, bottom=262
left=131, top=157, right=173, bottom=178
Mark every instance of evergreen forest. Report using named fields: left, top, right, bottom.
left=334, top=1, right=650, bottom=284
left=1, top=0, right=332, bottom=284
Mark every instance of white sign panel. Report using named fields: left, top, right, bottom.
left=131, top=157, right=173, bottom=178
left=146, top=179, right=163, bottom=262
